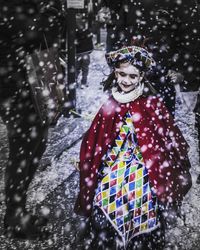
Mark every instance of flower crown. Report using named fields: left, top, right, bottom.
left=105, top=46, right=156, bottom=72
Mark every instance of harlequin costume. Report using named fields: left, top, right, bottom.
left=74, top=46, right=192, bottom=247
left=75, top=95, right=191, bottom=239
left=93, top=110, right=159, bottom=245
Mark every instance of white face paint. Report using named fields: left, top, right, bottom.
left=115, top=62, right=144, bottom=93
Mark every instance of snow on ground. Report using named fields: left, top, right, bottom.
left=0, top=49, right=200, bottom=249
left=165, top=93, right=200, bottom=250
left=27, top=50, right=109, bottom=207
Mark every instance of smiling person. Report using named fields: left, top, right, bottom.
left=75, top=46, right=192, bottom=249
left=114, top=62, right=143, bottom=93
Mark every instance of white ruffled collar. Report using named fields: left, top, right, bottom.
left=112, top=84, right=144, bottom=103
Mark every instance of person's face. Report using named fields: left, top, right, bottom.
left=115, top=62, right=144, bottom=93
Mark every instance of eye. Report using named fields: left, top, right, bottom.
left=118, top=72, right=127, bottom=77
left=129, top=74, right=138, bottom=79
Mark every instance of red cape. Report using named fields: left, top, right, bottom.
left=75, top=96, right=192, bottom=217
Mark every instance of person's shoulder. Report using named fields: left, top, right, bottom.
left=101, top=96, right=117, bottom=108
left=99, top=96, right=119, bottom=116
left=136, top=95, right=165, bottom=110
left=138, top=95, right=159, bottom=103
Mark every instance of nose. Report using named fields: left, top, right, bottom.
left=123, top=76, right=132, bottom=85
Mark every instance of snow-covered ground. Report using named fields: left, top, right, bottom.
left=165, top=92, right=200, bottom=250
left=0, top=49, right=200, bottom=249
left=26, top=49, right=109, bottom=206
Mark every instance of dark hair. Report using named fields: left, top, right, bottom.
left=102, top=71, right=116, bottom=91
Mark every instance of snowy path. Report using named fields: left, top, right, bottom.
left=26, top=50, right=109, bottom=206
left=165, top=93, right=200, bottom=250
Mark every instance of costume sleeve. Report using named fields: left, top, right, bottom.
left=74, top=108, right=105, bottom=216
left=144, top=97, right=192, bottom=203
left=152, top=97, right=190, bottom=159
left=74, top=97, right=125, bottom=216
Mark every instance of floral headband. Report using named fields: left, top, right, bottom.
left=105, top=46, right=156, bottom=71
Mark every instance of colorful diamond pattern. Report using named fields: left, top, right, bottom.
left=94, top=112, right=158, bottom=244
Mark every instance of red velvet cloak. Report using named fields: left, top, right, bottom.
left=75, top=96, right=192, bottom=217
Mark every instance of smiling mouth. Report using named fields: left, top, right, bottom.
left=121, top=83, right=132, bottom=88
